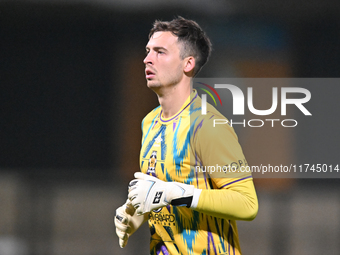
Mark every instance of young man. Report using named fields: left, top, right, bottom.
left=115, top=17, right=258, bottom=255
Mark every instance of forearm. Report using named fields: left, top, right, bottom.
left=193, top=179, right=258, bottom=221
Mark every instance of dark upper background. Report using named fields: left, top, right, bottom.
left=1, top=1, right=339, bottom=181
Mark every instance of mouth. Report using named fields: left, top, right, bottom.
left=145, top=68, right=156, bottom=79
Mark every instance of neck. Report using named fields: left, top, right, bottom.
left=156, top=81, right=193, bottom=119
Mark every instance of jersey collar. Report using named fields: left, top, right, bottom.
left=159, top=90, right=198, bottom=124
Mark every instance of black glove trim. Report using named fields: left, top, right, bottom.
left=170, top=196, right=193, bottom=208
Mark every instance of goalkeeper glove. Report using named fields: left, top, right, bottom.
left=114, top=199, right=148, bottom=248
left=128, top=172, right=201, bottom=215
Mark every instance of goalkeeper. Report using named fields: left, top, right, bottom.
left=115, top=17, right=258, bottom=255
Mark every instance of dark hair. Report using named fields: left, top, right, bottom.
left=149, top=16, right=212, bottom=76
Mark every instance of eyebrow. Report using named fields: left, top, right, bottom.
left=146, top=46, right=168, bottom=52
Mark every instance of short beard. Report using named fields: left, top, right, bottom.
left=146, top=64, right=183, bottom=92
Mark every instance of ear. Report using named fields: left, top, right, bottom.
left=183, top=56, right=196, bottom=75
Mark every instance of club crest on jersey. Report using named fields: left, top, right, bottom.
left=147, top=150, right=157, bottom=174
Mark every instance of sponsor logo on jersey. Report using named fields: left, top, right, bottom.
left=149, top=211, right=176, bottom=225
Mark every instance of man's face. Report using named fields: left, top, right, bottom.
left=143, top=31, right=184, bottom=89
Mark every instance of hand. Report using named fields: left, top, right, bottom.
left=114, top=199, right=148, bottom=248
left=128, top=172, right=196, bottom=215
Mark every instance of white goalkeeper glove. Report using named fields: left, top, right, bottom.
left=128, top=172, right=201, bottom=215
left=114, top=199, right=148, bottom=248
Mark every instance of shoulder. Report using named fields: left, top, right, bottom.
left=141, top=105, right=161, bottom=130
left=191, top=101, right=238, bottom=141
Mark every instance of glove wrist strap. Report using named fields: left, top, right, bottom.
left=170, top=196, right=193, bottom=208
left=169, top=189, right=202, bottom=208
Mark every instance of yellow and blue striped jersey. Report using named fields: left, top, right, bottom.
left=140, top=90, right=253, bottom=255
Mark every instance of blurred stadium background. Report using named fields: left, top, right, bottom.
left=1, top=0, right=340, bottom=254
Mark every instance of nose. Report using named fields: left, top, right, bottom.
left=143, top=52, right=153, bottom=65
